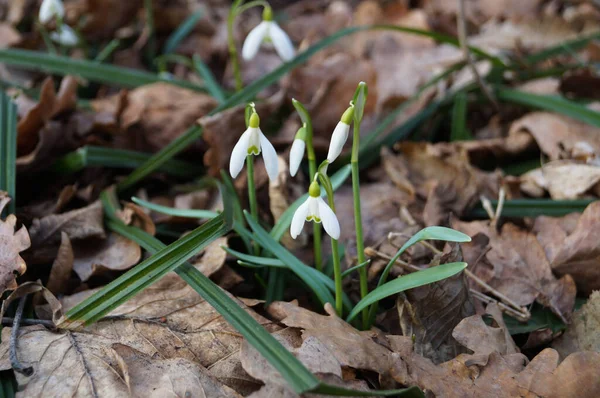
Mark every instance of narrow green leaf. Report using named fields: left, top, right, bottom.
left=450, top=92, right=472, bottom=141
left=163, top=10, right=204, bottom=54
left=347, top=262, right=468, bottom=322
left=116, top=125, right=204, bottom=191
left=341, top=260, right=370, bottom=279
left=311, top=384, right=423, bottom=397
left=502, top=303, right=566, bottom=335
left=270, top=164, right=351, bottom=240
left=193, top=54, right=226, bottom=102
left=523, top=31, right=600, bottom=65
left=223, top=247, right=285, bottom=267
left=0, top=90, right=17, bottom=215
left=0, top=49, right=205, bottom=92
left=51, top=146, right=203, bottom=177
left=470, top=199, right=595, bottom=218
left=496, top=87, right=600, bottom=127
left=94, top=39, right=121, bottom=63
left=131, top=196, right=219, bottom=219
left=244, top=211, right=335, bottom=306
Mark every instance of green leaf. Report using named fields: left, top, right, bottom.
left=123, top=25, right=497, bottom=189
left=347, top=262, right=468, bottom=322
left=131, top=196, right=219, bottom=219
left=244, top=211, right=335, bottom=306
left=0, top=49, right=205, bottom=92
left=496, top=87, right=600, bottom=127
left=0, top=90, right=16, bottom=215
left=352, top=81, right=368, bottom=123
left=193, top=54, right=226, bottom=103
left=470, top=199, right=595, bottom=218
left=501, top=303, right=566, bottom=335
left=270, top=164, right=351, bottom=240
left=311, top=384, right=423, bottom=397
left=450, top=92, right=472, bottom=141
left=223, top=247, right=285, bottom=267
left=116, top=125, right=204, bottom=191
left=341, top=260, right=370, bottom=279
left=523, top=31, right=600, bottom=65
left=51, top=146, right=203, bottom=177
left=61, top=199, right=230, bottom=327
left=94, top=39, right=121, bottom=63
left=163, top=10, right=204, bottom=54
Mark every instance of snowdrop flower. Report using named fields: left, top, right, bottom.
left=50, top=25, right=79, bottom=46
left=242, top=7, right=295, bottom=61
left=326, top=105, right=354, bottom=163
left=289, top=126, right=306, bottom=177
left=39, top=0, right=64, bottom=24
left=230, top=111, right=279, bottom=181
left=291, top=181, right=340, bottom=240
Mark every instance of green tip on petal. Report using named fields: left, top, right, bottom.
left=294, top=126, right=307, bottom=141
left=249, top=112, right=260, bottom=128
left=340, top=106, right=354, bottom=124
left=308, top=181, right=320, bottom=197
left=262, top=6, right=273, bottom=21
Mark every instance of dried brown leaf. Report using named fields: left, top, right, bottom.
left=46, top=232, right=74, bottom=294
left=552, top=290, right=600, bottom=359
left=0, top=192, right=30, bottom=295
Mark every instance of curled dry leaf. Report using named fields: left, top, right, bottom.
left=0, top=192, right=30, bottom=295
left=0, top=281, right=63, bottom=324
left=46, top=232, right=74, bottom=295
left=534, top=201, right=600, bottom=295
left=552, top=290, right=600, bottom=359
left=454, top=219, right=576, bottom=323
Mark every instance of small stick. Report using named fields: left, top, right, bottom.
left=2, top=317, right=55, bottom=328
left=364, top=247, right=422, bottom=272
left=480, top=195, right=496, bottom=219
left=470, top=289, right=529, bottom=321
left=491, top=187, right=506, bottom=229
left=457, top=0, right=499, bottom=111
left=9, top=296, right=33, bottom=376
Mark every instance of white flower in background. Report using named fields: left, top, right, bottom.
left=289, top=126, right=306, bottom=177
left=230, top=111, right=279, bottom=181
left=290, top=181, right=340, bottom=240
left=242, top=7, right=295, bottom=61
left=326, top=105, right=354, bottom=163
left=39, top=0, right=64, bottom=24
left=49, top=25, right=79, bottom=46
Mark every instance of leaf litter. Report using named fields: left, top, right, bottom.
left=1, top=0, right=600, bottom=397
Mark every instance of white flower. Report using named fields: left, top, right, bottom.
left=39, top=0, right=64, bottom=24
left=230, top=112, right=279, bottom=181
left=289, top=138, right=305, bottom=177
left=242, top=9, right=295, bottom=61
left=290, top=182, right=340, bottom=240
left=50, top=25, right=78, bottom=46
left=326, top=106, right=354, bottom=163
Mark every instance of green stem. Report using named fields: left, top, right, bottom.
left=319, top=173, right=342, bottom=316
left=227, top=0, right=244, bottom=92
left=307, top=138, right=322, bottom=272
left=246, top=155, right=260, bottom=255
left=351, top=122, right=368, bottom=328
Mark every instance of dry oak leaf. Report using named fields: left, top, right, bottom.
left=46, top=232, right=74, bottom=295
left=120, top=83, right=216, bottom=151
left=534, top=201, right=600, bottom=295
left=453, top=220, right=576, bottom=323
left=28, top=200, right=105, bottom=247
left=520, top=161, right=600, bottom=200
left=552, top=290, right=600, bottom=359
left=0, top=193, right=30, bottom=295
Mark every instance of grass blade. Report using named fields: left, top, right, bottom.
left=131, top=196, right=219, bottom=219
left=496, top=87, right=600, bottom=127
left=163, top=10, right=204, bottom=54
left=51, top=146, right=203, bottom=177
left=450, top=92, right=471, bottom=141
left=0, top=49, right=205, bottom=92
left=347, top=262, right=468, bottom=322
left=0, top=90, right=17, bottom=214
left=470, top=199, right=595, bottom=218
left=523, top=31, right=600, bottom=65
left=193, top=54, right=226, bottom=102
left=116, top=125, right=204, bottom=191
left=270, top=164, right=351, bottom=240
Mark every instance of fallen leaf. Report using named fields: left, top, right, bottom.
left=0, top=192, right=30, bottom=295
left=552, top=290, right=600, bottom=359
left=46, top=232, right=74, bottom=295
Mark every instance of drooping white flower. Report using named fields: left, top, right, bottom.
left=289, top=126, right=306, bottom=177
left=230, top=111, right=279, bottom=181
left=39, top=0, right=64, bottom=24
left=326, top=105, right=354, bottom=163
left=242, top=7, right=295, bottom=61
left=50, top=25, right=79, bottom=46
left=290, top=181, right=340, bottom=240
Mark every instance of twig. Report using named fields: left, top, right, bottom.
left=9, top=296, right=33, bottom=376
left=465, top=269, right=530, bottom=320
left=2, top=317, right=55, bottom=328
left=491, top=187, right=506, bottom=229
left=480, top=195, right=495, bottom=220
left=470, top=289, right=529, bottom=321
left=457, top=0, right=499, bottom=111
left=364, top=247, right=422, bottom=272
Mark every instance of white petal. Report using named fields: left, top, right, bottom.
left=317, top=197, right=340, bottom=240
left=259, top=129, right=279, bottom=181
left=289, top=139, right=305, bottom=177
left=242, top=21, right=269, bottom=60
left=268, top=22, right=295, bottom=61
left=229, top=128, right=252, bottom=178
left=326, top=121, right=350, bottom=163
left=290, top=200, right=310, bottom=239
left=50, top=25, right=78, bottom=46
left=39, top=0, right=64, bottom=23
